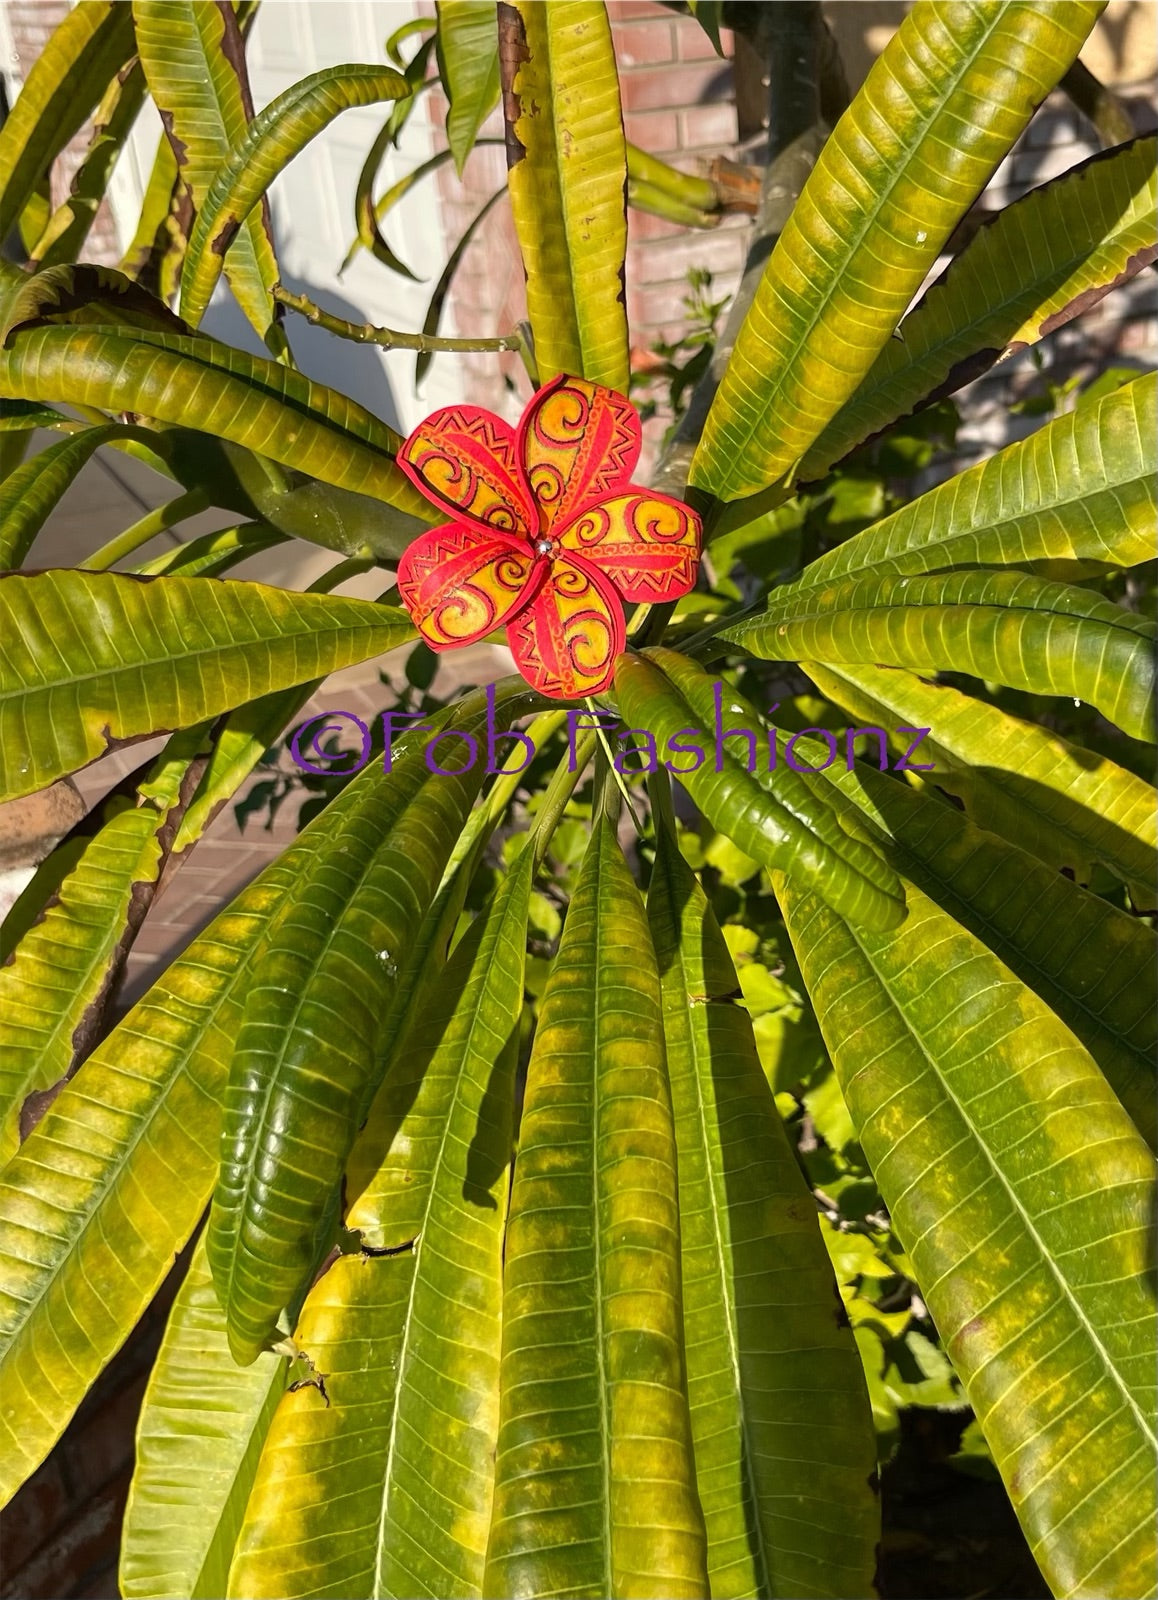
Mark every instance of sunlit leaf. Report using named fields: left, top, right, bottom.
left=692, top=1, right=1104, bottom=498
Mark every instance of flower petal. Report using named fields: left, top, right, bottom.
left=399, top=406, right=536, bottom=535
left=558, top=489, right=701, bottom=602
left=506, top=553, right=625, bottom=698
left=518, top=374, right=640, bottom=532
left=397, top=522, right=538, bottom=650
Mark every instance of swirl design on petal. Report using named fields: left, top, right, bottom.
left=397, top=522, right=535, bottom=650
left=558, top=490, right=701, bottom=603
left=399, top=407, right=535, bottom=534
left=506, top=553, right=624, bottom=698
left=519, top=375, right=641, bottom=532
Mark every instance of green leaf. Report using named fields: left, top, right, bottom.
left=437, top=1, right=501, bottom=175
left=485, top=818, right=709, bottom=1600
left=180, top=65, right=410, bottom=329
left=685, top=1, right=724, bottom=56
left=691, top=0, right=1104, bottom=499
left=0, top=571, right=414, bottom=803
left=133, top=0, right=285, bottom=351
left=415, top=188, right=505, bottom=388
left=647, top=804, right=879, bottom=1597
left=775, top=873, right=1158, bottom=1600
left=725, top=569, right=1157, bottom=742
left=228, top=853, right=533, bottom=1598
left=806, top=660, right=1157, bottom=901
left=784, top=373, right=1156, bottom=592
left=29, top=59, right=150, bottom=270
left=168, top=560, right=384, bottom=852
left=614, top=649, right=906, bottom=931
left=0, top=725, right=443, bottom=1505
left=0, top=855, right=295, bottom=1506
left=154, top=430, right=430, bottom=562
left=134, top=521, right=288, bottom=579
left=119, top=1237, right=287, bottom=1600
left=821, top=754, right=1157, bottom=1150
left=0, top=724, right=209, bottom=1168
left=801, top=136, right=1158, bottom=476
left=207, top=726, right=486, bottom=1365
left=119, top=131, right=187, bottom=301
left=0, top=323, right=432, bottom=518
left=504, top=1, right=631, bottom=394
left=0, top=0, right=136, bottom=245
left=0, top=423, right=153, bottom=569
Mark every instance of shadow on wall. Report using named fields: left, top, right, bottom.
left=200, top=263, right=403, bottom=435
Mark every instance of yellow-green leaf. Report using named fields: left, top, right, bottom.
left=119, top=1237, right=287, bottom=1600
left=0, top=571, right=414, bottom=802
left=0, top=724, right=209, bottom=1167
left=228, top=854, right=533, bottom=1598
left=0, top=323, right=431, bottom=518
left=504, top=1, right=630, bottom=393
left=647, top=802, right=879, bottom=1597
left=726, top=569, right=1156, bottom=742
left=776, top=873, right=1157, bottom=1599
left=180, top=66, right=410, bottom=329
left=802, top=136, right=1158, bottom=476
left=133, top=0, right=284, bottom=351
left=485, top=818, right=709, bottom=1599
left=806, top=660, right=1157, bottom=901
left=784, top=373, right=1156, bottom=590
left=0, top=0, right=135, bottom=245
left=437, top=1, right=501, bottom=175
left=692, top=0, right=1105, bottom=499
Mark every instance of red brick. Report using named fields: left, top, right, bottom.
left=619, top=61, right=732, bottom=113
left=3, top=1471, right=129, bottom=1600
left=613, top=19, right=676, bottom=66
left=623, top=109, right=680, bottom=154
left=628, top=282, right=702, bottom=331
left=609, top=0, right=671, bottom=16
left=676, top=20, right=733, bottom=60
left=627, top=206, right=686, bottom=242
left=629, top=226, right=747, bottom=285
left=0, top=1457, right=70, bottom=1572
left=679, top=103, right=738, bottom=150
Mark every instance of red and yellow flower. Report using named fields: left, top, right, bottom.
left=395, top=374, right=701, bottom=698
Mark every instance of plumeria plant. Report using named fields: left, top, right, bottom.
left=0, top=3, right=1155, bottom=1600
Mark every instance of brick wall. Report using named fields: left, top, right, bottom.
left=3, top=0, right=122, bottom=265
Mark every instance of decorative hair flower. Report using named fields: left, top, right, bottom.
left=395, top=374, right=702, bottom=698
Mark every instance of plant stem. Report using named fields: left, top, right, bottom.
left=1059, top=60, right=1136, bottom=148
left=529, top=732, right=596, bottom=870
left=484, top=709, right=567, bottom=831
left=585, top=696, right=644, bottom=833
left=80, top=488, right=211, bottom=570
left=274, top=286, right=524, bottom=355
left=625, top=142, right=719, bottom=213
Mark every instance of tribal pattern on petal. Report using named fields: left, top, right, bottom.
left=560, top=491, right=699, bottom=602
left=520, top=375, right=640, bottom=533
left=399, top=407, right=535, bottom=534
left=397, top=523, right=537, bottom=649
left=506, top=554, right=624, bottom=698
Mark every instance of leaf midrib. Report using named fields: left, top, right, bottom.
left=709, top=3, right=1010, bottom=481
left=372, top=863, right=529, bottom=1597
left=845, top=907, right=1156, bottom=1449
left=664, top=875, right=771, bottom=1592
left=0, top=608, right=405, bottom=706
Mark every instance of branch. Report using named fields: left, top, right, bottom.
left=274, top=286, right=524, bottom=355
left=1059, top=59, right=1137, bottom=148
